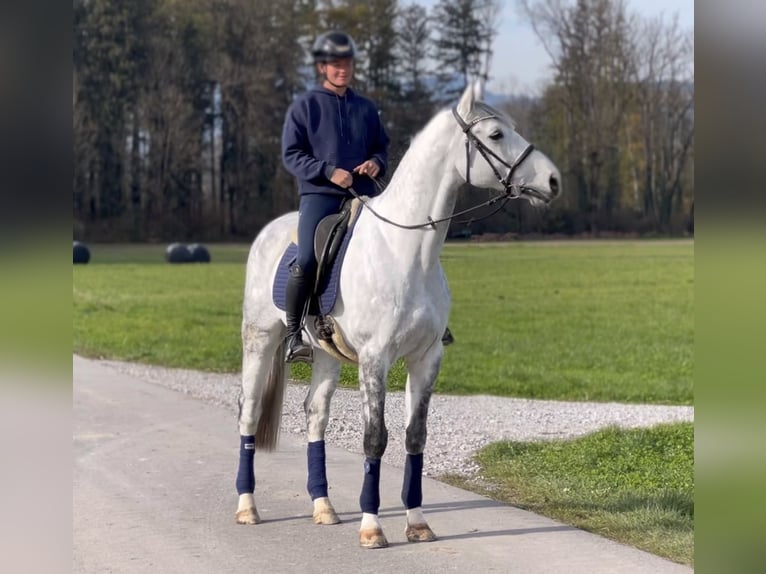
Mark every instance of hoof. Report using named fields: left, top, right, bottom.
left=235, top=507, right=261, bottom=525
left=313, top=508, right=341, bottom=525
left=360, top=528, right=389, bottom=549
left=405, top=524, right=437, bottom=542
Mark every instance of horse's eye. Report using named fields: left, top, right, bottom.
left=489, top=130, right=503, bottom=140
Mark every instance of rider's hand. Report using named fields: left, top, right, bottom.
left=329, top=168, right=353, bottom=188
left=353, top=160, right=380, bottom=178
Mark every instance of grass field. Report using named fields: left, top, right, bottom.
left=73, top=240, right=693, bottom=404
left=446, top=422, right=694, bottom=565
left=72, top=239, right=694, bottom=563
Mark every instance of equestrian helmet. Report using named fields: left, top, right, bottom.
left=312, top=31, right=356, bottom=63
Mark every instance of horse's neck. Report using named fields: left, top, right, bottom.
left=370, top=114, right=461, bottom=268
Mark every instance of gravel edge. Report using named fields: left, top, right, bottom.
left=96, top=358, right=694, bottom=478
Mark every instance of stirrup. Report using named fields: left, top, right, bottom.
left=285, top=334, right=313, bottom=364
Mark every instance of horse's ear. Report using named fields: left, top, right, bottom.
left=472, top=78, right=485, bottom=102
left=456, top=81, right=477, bottom=117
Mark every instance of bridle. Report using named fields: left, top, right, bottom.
left=451, top=106, right=536, bottom=200
left=346, top=106, right=539, bottom=230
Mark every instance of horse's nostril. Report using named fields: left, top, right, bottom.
left=549, top=175, right=559, bottom=196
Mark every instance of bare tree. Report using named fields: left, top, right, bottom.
left=519, top=0, right=637, bottom=231
left=630, top=14, right=694, bottom=230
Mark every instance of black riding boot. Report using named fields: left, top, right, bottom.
left=284, top=264, right=313, bottom=364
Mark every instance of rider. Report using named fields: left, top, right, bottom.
left=281, top=30, right=390, bottom=363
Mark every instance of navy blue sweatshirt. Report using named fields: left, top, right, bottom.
left=281, top=86, right=389, bottom=198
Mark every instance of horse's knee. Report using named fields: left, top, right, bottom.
left=363, top=424, right=388, bottom=459
left=404, top=394, right=431, bottom=453
left=405, top=425, right=427, bottom=454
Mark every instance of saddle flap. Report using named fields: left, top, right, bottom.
left=314, top=210, right=350, bottom=271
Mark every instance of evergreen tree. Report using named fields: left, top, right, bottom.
left=431, top=0, right=499, bottom=100
left=388, top=3, right=435, bottom=165
left=74, top=0, right=154, bottom=223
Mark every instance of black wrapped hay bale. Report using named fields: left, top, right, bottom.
left=73, top=241, right=90, bottom=264
left=166, top=242, right=192, bottom=263
left=188, top=243, right=211, bottom=263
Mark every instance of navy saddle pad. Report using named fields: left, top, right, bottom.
left=272, top=219, right=357, bottom=316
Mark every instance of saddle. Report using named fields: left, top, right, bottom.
left=313, top=199, right=355, bottom=293
left=274, top=198, right=365, bottom=364
left=276, top=198, right=453, bottom=362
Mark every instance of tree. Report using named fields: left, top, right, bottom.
left=74, top=0, right=155, bottom=225
left=72, top=0, right=692, bottom=240
left=396, top=3, right=430, bottom=94
left=431, top=0, right=500, bottom=99
left=382, top=3, right=436, bottom=165
left=519, top=0, right=637, bottom=232
left=630, top=14, right=694, bottom=230
left=210, top=0, right=315, bottom=236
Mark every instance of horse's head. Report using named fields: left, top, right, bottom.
left=452, top=81, right=561, bottom=206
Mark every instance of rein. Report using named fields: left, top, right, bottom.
left=345, top=106, right=536, bottom=231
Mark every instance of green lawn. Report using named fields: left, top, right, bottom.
left=440, top=242, right=693, bottom=403
left=73, top=240, right=693, bottom=404
left=446, top=422, right=694, bottom=565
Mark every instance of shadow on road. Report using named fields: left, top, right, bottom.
left=436, top=525, right=576, bottom=541
left=258, top=498, right=576, bottom=543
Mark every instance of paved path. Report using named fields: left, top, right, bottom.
left=73, top=356, right=691, bottom=573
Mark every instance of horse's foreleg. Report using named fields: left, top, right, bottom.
left=235, top=321, right=282, bottom=525
left=401, top=345, right=441, bottom=542
left=358, top=358, right=389, bottom=549
left=304, top=349, right=341, bottom=525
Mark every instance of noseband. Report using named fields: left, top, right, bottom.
left=451, top=106, right=534, bottom=199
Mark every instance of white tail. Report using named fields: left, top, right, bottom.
left=254, top=338, right=287, bottom=451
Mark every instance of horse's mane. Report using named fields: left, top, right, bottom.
left=376, top=99, right=520, bottom=201
left=410, top=100, right=517, bottom=143
left=403, top=100, right=517, bottom=160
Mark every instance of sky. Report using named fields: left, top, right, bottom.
left=415, top=0, right=694, bottom=94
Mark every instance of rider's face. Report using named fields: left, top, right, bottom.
left=319, top=58, right=354, bottom=86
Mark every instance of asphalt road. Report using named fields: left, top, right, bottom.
left=73, top=356, right=692, bottom=573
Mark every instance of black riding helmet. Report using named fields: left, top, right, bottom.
left=312, top=31, right=356, bottom=63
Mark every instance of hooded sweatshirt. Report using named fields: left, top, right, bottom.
left=281, top=86, right=389, bottom=198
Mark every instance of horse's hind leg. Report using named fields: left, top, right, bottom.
left=303, top=348, right=341, bottom=525
left=401, top=344, right=442, bottom=542
left=235, top=320, right=285, bottom=525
